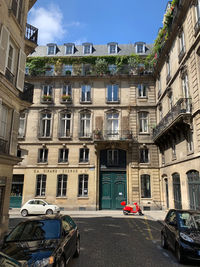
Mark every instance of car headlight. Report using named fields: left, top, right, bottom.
left=180, top=232, right=194, bottom=243
left=34, top=256, right=54, bottom=267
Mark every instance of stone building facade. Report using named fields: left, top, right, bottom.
left=153, top=0, right=200, bottom=210
left=0, top=0, right=38, bottom=237
left=13, top=42, right=161, bottom=211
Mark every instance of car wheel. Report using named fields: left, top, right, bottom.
left=21, top=209, right=28, bottom=217
left=161, top=233, right=168, bottom=249
left=73, top=237, right=80, bottom=258
left=46, top=209, right=53, bottom=215
left=175, top=243, right=184, bottom=264
left=56, top=256, right=66, bottom=267
left=123, top=210, right=129, bottom=215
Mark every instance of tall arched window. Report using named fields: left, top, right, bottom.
left=187, top=170, right=200, bottom=210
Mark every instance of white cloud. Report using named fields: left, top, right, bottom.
left=29, top=5, right=66, bottom=45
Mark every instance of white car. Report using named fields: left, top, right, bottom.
left=20, top=199, right=60, bottom=217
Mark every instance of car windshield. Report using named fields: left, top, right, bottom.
left=6, top=219, right=61, bottom=242
left=178, top=212, right=200, bottom=231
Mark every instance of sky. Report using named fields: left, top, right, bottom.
left=28, top=0, right=169, bottom=46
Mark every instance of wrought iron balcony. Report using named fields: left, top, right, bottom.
left=19, top=82, right=34, bottom=103
left=25, top=23, right=38, bottom=45
left=0, top=139, right=9, bottom=154
left=94, top=130, right=134, bottom=141
left=153, top=98, right=192, bottom=141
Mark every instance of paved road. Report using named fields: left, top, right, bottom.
left=8, top=215, right=199, bottom=267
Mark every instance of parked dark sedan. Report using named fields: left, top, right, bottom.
left=161, top=209, right=200, bottom=263
left=0, top=214, right=80, bottom=266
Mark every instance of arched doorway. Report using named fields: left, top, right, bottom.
left=172, top=173, right=182, bottom=209
left=99, top=149, right=127, bottom=209
left=187, top=170, right=200, bottom=210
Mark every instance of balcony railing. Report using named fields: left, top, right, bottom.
left=94, top=130, right=133, bottom=141
left=0, top=139, right=9, bottom=154
left=26, top=63, right=153, bottom=78
left=153, top=98, right=192, bottom=140
left=25, top=23, right=38, bottom=45
left=5, top=68, right=14, bottom=85
left=79, top=132, right=93, bottom=139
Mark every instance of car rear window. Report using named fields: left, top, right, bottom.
left=6, top=219, right=61, bottom=242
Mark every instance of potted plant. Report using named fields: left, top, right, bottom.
left=61, top=95, right=71, bottom=101
left=65, top=70, right=71, bottom=76
left=43, top=95, right=52, bottom=102
left=94, top=58, right=108, bottom=76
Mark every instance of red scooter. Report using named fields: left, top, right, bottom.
left=121, top=201, right=144, bottom=216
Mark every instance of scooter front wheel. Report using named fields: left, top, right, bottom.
left=123, top=210, right=129, bottom=215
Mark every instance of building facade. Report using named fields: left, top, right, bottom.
left=153, top=0, right=200, bottom=210
left=13, top=42, right=161, bottom=211
left=0, top=0, right=38, bottom=237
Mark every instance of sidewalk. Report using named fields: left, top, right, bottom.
left=9, top=208, right=167, bottom=223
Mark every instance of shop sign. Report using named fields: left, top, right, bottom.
left=33, top=169, right=89, bottom=174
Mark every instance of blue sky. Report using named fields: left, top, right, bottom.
left=29, top=0, right=169, bottom=46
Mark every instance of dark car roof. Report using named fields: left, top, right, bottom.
left=21, top=214, right=71, bottom=222
left=168, top=209, right=200, bottom=214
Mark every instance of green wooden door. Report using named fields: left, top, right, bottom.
left=100, top=172, right=126, bottom=210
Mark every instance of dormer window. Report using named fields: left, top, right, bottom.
left=108, top=42, right=118, bottom=54
left=83, top=43, right=92, bottom=54
left=135, top=42, right=146, bottom=54
left=65, top=43, right=75, bottom=55
left=47, top=43, right=56, bottom=55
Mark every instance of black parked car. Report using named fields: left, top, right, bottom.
left=161, top=209, right=200, bottom=263
left=0, top=214, right=80, bottom=266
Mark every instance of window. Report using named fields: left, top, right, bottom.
left=11, top=0, right=23, bottom=24
left=61, top=85, right=72, bottom=101
left=158, top=76, right=162, bottom=98
left=83, top=44, right=92, bottom=54
left=168, top=93, right=173, bottom=110
left=80, top=113, right=91, bottom=137
left=42, top=85, right=53, bottom=102
left=159, top=105, right=163, bottom=121
left=161, top=150, right=165, bottom=165
left=78, top=174, right=88, bottom=197
left=18, top=112, right=26, bottom=138
left=57, top=174, right=67, bottom=197
left=65, top=44, right=74, bottom=54
left=172, top=141, right=176, bottom=159
left=140, top=148, right=149, bottom=163
left=58, top=148, right=69, bottom=163
left=166, top=58, right=171, bottom=77
left=108, top=64, right=117, bottom=75
left=79, top=148, right=89, bottom=163
left=106, top=113, right=119, bottom=137
left=179, top=31, right=185, bottom=54
left=47, top=44, right=56, bottom=55
left=196, top=0, right=200, bottom=20
left=182, top=74, right=190, bottom=112
left=45, top=64, right=54, bottom=76
left=187, top=130, right=194, bottom=153
left=60, top=112, right=71, bottom=137
left=38, top=148, right=48, bottom=163
left=107, top=84, right=119, bottom=102
left=139, top=112, right=148, bottom=133
left=40, top=112, right=52, bottom=137
left=107, top=150, right=118, bottom=166
left=141, top=174, right=151, bottom=198
left=81, top=85, right=91, bottom=102
left=135, top=43, right=145, bottom=54
left=0, top=104, right=8, bottom=140
left=7, top=43, right=14, bottom=73
left=35, top=174, right=46, bottom=196
left=108, top=43, right=118, bottom=54
left=138, top=84, right=147, bottom=98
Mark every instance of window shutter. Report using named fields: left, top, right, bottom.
left=16, top=49, right=26, bottom=92
left=0, top=25, right=9, bottom=74
left=10, top=110, right=20, bottom=156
